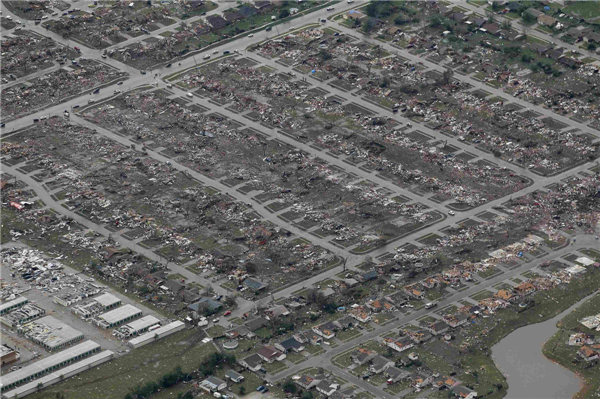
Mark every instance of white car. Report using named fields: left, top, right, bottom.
left=448, top=211, right=455, bottom=216
left=248, top=34, right=254, bottom=37
left=186, top=92, right=193, bottom=98
left=14, top=26, right=21, bottom=31
left=114, top=89, right=121, bottom=94
left=234, top=49, right=239, bottom=53
left=166, top=83, right=173, bottom=88
left=203, top=54, right=210, bottom=59
left=213, top=49, right=218, bottom=54
left=52, top=11, right=58, bottom=16
left=327, top=6, right=334, bottom=11
left=88, top=99, right=96, bottom=104
left=16, top=20, right=22, bottom=24
left=40, top=115, right=48, bottom=120
left=347, top=0, right=354, bottom=3
left=6, top=16, right=12, bottom=21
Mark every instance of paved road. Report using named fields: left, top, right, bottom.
left=330, top=21, right=600, bottom=141
left=269, top=236, right=597, bottom=386
left=457, top=0, right=599, bottom=59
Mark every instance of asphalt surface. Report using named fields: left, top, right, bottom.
left=2, top=2, right=599, bottom=395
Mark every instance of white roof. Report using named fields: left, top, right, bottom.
left=94, top=293, right=121, bottom=307
left=0, top=296, right=28, bottom=312
left=575, top=257, right=594, bottom=266
left=124, top=315, right=160, bottom=332
left=0, top=341, right=100, bottom=388
left=96, top=304, right=142, bottom=324
left=128, top=321, right=184, bottom=346
left=21, top=316, right=84, bottom=349
left=2, top=350, right=113, bottom=398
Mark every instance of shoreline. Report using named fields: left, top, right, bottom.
left=491, top=291, right=597, bottom=399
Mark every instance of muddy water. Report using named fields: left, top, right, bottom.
left=491, top=298, right=588, bottom=399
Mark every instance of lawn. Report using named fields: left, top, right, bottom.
left=285, top=351, right=307, bottom=364
left=336, top=328, right=363, bottom=342
left=304, top=344, right=325, bottom=356
left=167, top=273, right=187, bottom=281
left=332, top=351, right=354, bottom=369
left=384, top=380, right=412, bottom=395
left=264, top=360, right=288, bottom=374
left=542, top=293, right=600, bottom=399
left=478, top=267, right=499, bottom=279
left=564, top=1, right=600, bottom=18
left=27, top=329, right=217, bottom=399
left=206, top=325, right=226, bottom=337
left=470, top=290, right=494, bottom=301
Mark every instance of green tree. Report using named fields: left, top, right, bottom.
left=239, top=386, right=247, bottom=395
left=279, top=9, right=290, bottom=19
left=362, top=18, right=375, bottom=33
left=283, top=380, right=297, bottom=393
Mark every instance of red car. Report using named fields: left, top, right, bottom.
left=223, top=311, right=231, bottom=316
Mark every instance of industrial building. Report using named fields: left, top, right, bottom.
left=0, top=340, right=100, bottom=392
left=113, top=315, right=160, bottom=339
left=128, top=321, right=185, bottom=349
left=0, top=304, right=46, bottom=328
left=18, top=316, right=84, bottom=351
left=0, top=297, right=28, bottom=315
left=1, top=344, right=20, bottom=366
left=71, top=293, right=121, bottom=319
left=93, top=304, right=142, bottom=329
left=2, top=350, right=114, bottom=399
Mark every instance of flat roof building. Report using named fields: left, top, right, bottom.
left=0, top=297, right=28, bottom=315
left=2, top=350, right=114, bottom=399
left=18, top=316, right=84, bottom=351
left=128, top=321, right=185, bottom=349
left=114, top=315, right=160, bottom=339
left=0, top=340, right=100, bottom=392
left=93, top=304, right=142, bottom=329
left=1, top=344, right=20, bottom=366
left=72, top=293, right=121, bottom=319
left=0, top=303, right=46, bottom=328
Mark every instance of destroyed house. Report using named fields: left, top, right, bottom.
left=350, top=305, right=371, bottom=323
left=238, top=4, right=258, bottom=17
left=312, top=321, right=339, bottom=339
left=0, top=304, right=45, bottom=327
left=294, top=331, right=322, bottom=345
left=162, top=279, right=185, bottom=294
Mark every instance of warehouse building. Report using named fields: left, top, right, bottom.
left=0, top=304, right=46, bottom=328
left=113, top=315, right=160, bottom=339
left=18, top=316, right=84, bottom=351
left=0, top=297, right=28, bottom=315
left=2, top=350, right=114, bottom=399
left=1, top=344, right=20, bottom=366
left=0, top=340, right=100, bottom=392
left=93, top=304, right=142, bottom=329
left=128, top=321, right=185, bottom=349
left=72, top=293, right=121, bottom=319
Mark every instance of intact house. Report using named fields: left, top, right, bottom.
left=206, top=14, right=228, bottom=30
left=200, top=376, right=227, bottom=392
left=296, top=374, right=321, bottom=390
left=384, top=336, right=415, bottom=353
left=239, top=353, right=263, bottom=372
left=243, top=278, right=269, bottom=293
left=369, top=355, right=395, bottom=374
left=452, top=385, right=478, bottom=399
left=316, top=380, right=340, bottom=396
left=275, top=337, right=305, bottom=353
left=295, top=330, right=323, bottom=345
left=385, top=366, right=411, bottom=383
left=188, top=297, right=222, bottom=316
left=351, top=348, right=376, bottom=366
left=425, top=320, right=450, bottom=336
left=245, top=317, right=269, bottom=332
left=225, top=369, right=244, bottom=383
left=226, top=325, right=255, bottom=339
left=257, top=345, right=286, bottom=363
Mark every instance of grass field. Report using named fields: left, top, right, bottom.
left=543, top=293, right=600, bottom=399
left=28, top=329, right=216, bottom=399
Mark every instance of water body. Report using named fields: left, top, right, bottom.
left=491, top=297, right=590, bottom=399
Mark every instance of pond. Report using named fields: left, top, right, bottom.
left=491, top=297, right=588, bottom=399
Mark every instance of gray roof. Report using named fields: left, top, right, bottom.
left=225, top=369, right=243, bottom=380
